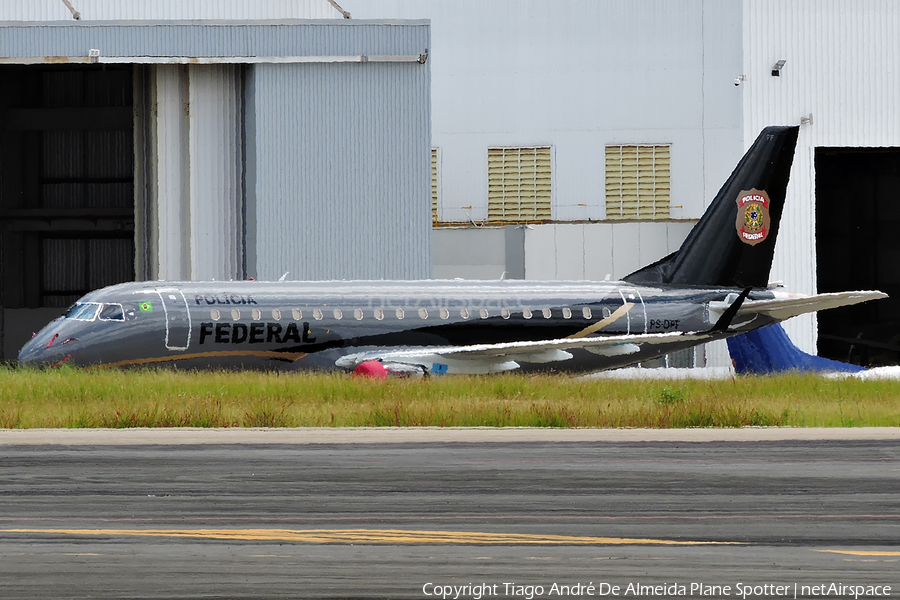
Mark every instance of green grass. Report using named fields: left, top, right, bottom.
left=0, top=366, right=898, bottom=428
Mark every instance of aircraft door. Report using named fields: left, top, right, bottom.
left=618, top=287, right=647, bottom=334
left=156, top=288, right=192, bottom=350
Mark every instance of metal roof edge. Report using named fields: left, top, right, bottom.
left=0, top=18, right=431, bottom=28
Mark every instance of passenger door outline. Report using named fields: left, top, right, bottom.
left=156, top=288, right=192, bottom=351
left=618, top=287, right=647, bottom=334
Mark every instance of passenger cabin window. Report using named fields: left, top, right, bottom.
left=582, top=307, right=592, bottom=319
left=542, top=308, right=552, bottom=319
left=292, top=308, right=302, bottom=320
left=480, top=308, right=489, bottom=319
left=211, top=309, right=221, bottom=321
left=333, top=308, right=343, bottom=320
left=374, top=308, right=384, bottom=320
left=98, top=303, right=125, bottom=322
left=313, top=309, right=324, bottom=320
left=440, top=308, right=450, bottom=319
left=252, top=309, right=262, bottom=321
left=460, top=308, right=469, bottom=319
left=396, top=308, right=405, bottom=319
left=272, top=309, right=282, bottom=320
left=418, top=308, right=428, bottom=319
left=501, top=308, right=510, bottom=319
left=66, top=302, right=101, bottom=321
left=562, top=307, right=572, bottom=319
left=522, top=308, right=532, bottom=319
left=354, top=308, right=363, bottom=320
left=231, top=308, right=241, bottom=321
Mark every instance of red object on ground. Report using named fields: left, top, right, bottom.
left=353, top=360, right=388, bottom=379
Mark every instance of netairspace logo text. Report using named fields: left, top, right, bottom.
left=421, top=582, right=892, bottom=600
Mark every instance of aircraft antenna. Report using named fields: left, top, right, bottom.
left=278, top=272, right=290, bottom=282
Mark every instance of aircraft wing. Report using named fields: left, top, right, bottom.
left=737, top=291, right=887, bottom=322
left=335, top=331, right=708, bottom=374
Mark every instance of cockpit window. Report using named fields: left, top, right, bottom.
left=66, top=302, right=101, bottom=322
left=98, top=303, right=125, bottom=322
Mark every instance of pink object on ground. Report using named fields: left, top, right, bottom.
left=353, top=360, right=388, bottom=379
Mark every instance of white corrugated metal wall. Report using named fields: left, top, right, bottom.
left=187, top=64, right=243, bottom=281
left=743, top=0, right=900, bottom=353
left=523, top=222, right=695, bottom=281
left=349, top=0, right=745, bottom=227
left=249, top=59, right=432, bottom=281
left=150, top=65, right=190, bottom=280
left=0, top=0, right=337, bottom=20
left=431, top=221, right=696, bottom=282
left=147, top=64, right=243, bottom=282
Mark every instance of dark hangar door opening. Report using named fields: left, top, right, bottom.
left=0, top=64, right=135, bottom=360
left=816, top=148, right=900, bottom=366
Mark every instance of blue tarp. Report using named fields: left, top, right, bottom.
left=726, top=323, right=865, bottom=374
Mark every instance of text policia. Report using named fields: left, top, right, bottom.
left=420, top=582, right=893, bottom=599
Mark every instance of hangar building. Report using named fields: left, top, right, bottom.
left=0, top=1, right=431, bottom=359
left=349, top=0, right=900, bottom=368
left=3, top=1, right=898, bottom=369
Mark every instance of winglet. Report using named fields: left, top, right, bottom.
left=710, top=287, right=753, bottom=332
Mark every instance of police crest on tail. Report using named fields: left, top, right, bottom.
left=736, top=189, right=771, bottom=246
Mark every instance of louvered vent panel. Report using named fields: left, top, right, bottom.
left=487, top=146, right=552, bottom=223
left=605, top=144, right=670, bottom=220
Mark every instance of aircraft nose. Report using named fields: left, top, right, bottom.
left=18, top=325, right=71, bottom=367
left=17, top=335, right=45, bottom=365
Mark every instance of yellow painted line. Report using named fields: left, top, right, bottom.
left=568, top=303, right=633, bottom=339
left=3, top=528, right=736, bottom=546
left=817, top=550, right=900, bottom=557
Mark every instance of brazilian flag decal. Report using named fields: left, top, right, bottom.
left=139, top=302, right=153, bottom=312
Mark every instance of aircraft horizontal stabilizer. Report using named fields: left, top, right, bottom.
left=738, top=291, right=888, bottom=322
left=335, top=331, right=708, bottom=375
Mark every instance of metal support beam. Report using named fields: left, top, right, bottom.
left=0, top=54, right=428, bottom=65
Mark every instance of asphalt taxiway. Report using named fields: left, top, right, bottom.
left=0, top=428, right=898, bottom=599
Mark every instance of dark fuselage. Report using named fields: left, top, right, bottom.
left=18, top=279, right=777, bottom=373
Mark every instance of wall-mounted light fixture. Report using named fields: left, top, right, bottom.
left=733, top=75, right=746, bottom=86
left=771, top=60, right=786, bottom=77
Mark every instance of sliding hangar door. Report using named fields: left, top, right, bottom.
left=0, top=20, right=431, bottom=361
left=741, top=1, right=900, bottom=367
left=0, top=63, right=135, bottom=359
left=816, top=149, right=900, bottom=366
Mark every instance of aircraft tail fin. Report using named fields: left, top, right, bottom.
left=727, top=323, right=864, bottom=374
left=624, top=126, right=800, bottom=288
